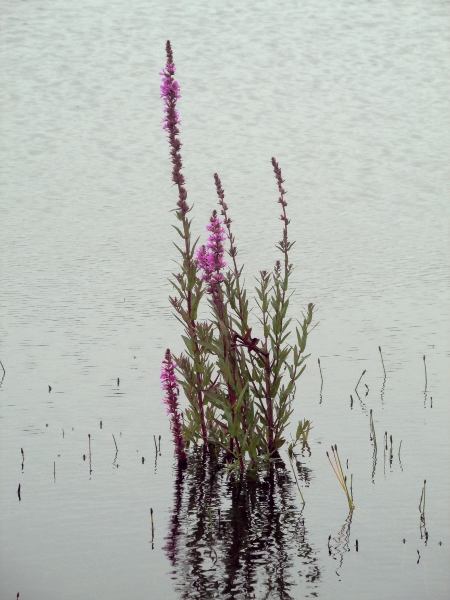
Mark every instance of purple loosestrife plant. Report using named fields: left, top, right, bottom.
left=159, top=41, right=315, bottom=473
left=161, top=349, right=187, bottom=466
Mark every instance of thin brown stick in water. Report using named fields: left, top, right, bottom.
left=112, top=434, right=118, bottom=452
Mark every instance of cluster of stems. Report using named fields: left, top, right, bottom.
left=160, top=41, right=314, bottom=471
left=326, top=445, right=355, bottom=511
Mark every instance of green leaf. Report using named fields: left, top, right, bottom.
left=181, top=335, right=195, bottom=356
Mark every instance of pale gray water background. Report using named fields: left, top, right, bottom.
left=1, top=0, right=449, bottom=598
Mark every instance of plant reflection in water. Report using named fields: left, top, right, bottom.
left=164, top=450, right=321, bottom=599
left=327, top=511, right=353, bottom=578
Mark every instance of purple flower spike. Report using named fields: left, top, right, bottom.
left=195, top=210, right=227, bottom=290
left=195, top=245, right=214, bottom=281
left=160, top=41, right=189, bottom=215
left=160, top=64, right=181, bottom=129
left=161, top=349, right=187, bottom=466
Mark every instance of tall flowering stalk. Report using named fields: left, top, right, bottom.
left=159, top=41, right=187, bottom=215
left=160, top=41, right=208, bottom=445
left=159, top=41, right=315, bottom=472
left=161, top=349, right=187, bottom=466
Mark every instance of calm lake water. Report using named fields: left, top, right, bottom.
left=1, top=0, right=449, bottom=598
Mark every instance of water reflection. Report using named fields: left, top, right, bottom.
left=164, top=452, right=320, bottom=599
left=327, top=512, right=353, bottom=577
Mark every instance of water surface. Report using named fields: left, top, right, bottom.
left=1, top=0, right=449, bottom=598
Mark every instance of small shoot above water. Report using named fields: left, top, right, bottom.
left=288, top=418, right=313, bottom=457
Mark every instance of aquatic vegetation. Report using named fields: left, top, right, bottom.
left=288, top=418, right=313, bottom=457
left=159, top=40, right=314, bottom=470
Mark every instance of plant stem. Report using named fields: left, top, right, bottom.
left=355, top=370, right=366, bottom=392
left=318, top=358, right=323, bottom=384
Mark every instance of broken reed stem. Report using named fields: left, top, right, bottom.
left=423, top=356, right=427, bottom=389
left=369, top=409, right=377, bottom=450
left=53, top=461, right=56, bottom=481
left=378, top=346, right=386, bottom=378
left=88, top=434, right=91, bottom=457
left=112, top=434, right=118, bottom=452
left=153, top=435, right=158, bottom=453
left=318, top=358, right=323, bottom=384
left=150, top=507, right=155, bottom=532
left=355, top=370, right=366, bottom=392
left=398, top=440, right=402, bottom=459
left=419, top=480, right=427, bottom=516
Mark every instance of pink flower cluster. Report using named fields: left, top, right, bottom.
left=161, top=349, right=187, bottom=466
left=196, top=211, right=227, bottom=288
left=160, top=62, right=181, bottom=131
